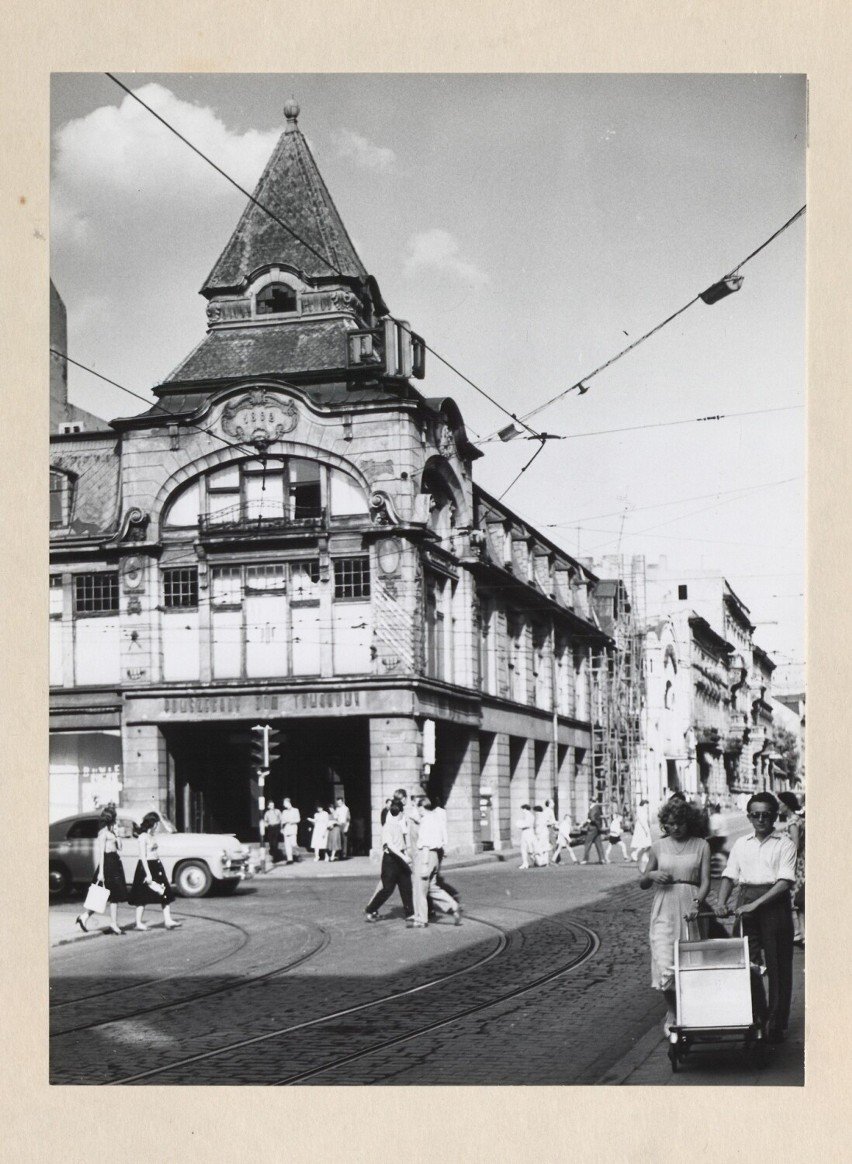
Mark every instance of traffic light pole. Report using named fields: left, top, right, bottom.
left=251, top=724, right=281, bottom=852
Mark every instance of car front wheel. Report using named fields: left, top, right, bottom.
left=49, top=863, right=71, bottom=900
left=173, top=860, right=213, bottom=898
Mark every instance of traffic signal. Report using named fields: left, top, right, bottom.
left=251, top=724, right=281, bottom=770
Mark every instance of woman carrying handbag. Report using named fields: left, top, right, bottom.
left=129, top=812, right=181, bottom=930
left=76, top=805, right=128, bottom=935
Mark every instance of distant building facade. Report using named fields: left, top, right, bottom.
left=49, top=103, right=612, bottom=855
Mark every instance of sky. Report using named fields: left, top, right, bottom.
left=50, top=73, right=806, bottom=692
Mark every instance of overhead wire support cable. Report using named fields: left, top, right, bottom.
left=105, top=73, right=341, bottom=278
left=484, top=203, right=807, bottom=438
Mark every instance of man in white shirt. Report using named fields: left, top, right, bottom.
left=714, top=791, right=797, bottom=1042
left=262, top=801, right=282, bottom=863
left=364, top=798, right=414, bottom=922
left=334, top=797, right=351, bottom=859
left=280, top=798, right=301, bottom=864
left=411, top=796, right=461, bottom=927
left=516, top=803, right=535, bottom=869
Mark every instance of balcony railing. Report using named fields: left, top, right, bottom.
left=199, top=502, right=327, bottom=536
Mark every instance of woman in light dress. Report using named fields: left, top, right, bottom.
left=76, top=805, right=128, bottom=935
left=308, top=804, right=330, bottom=861
left=552, top=811, right=578, bottom=864
left=640, top=797, right=710, bottom=1035
left=630, top=798, right=653, bottom=871
left=326, top=806, right=342, bottom=862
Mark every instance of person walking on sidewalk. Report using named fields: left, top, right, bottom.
left=553, top=811, right=578, bottom=864
left=280, top=798, right=301, bottom=864
left=533, top=806, right=552, bottom=866
left=605, top=810, right=630, bottom=863
left=129, top=812, right=181, bottom=930
left=516, top=804, right=536, bottom=869
left=76, top=805, right=128, bottom=936
left=263, top=800, right=283, bottom=863
left=411, top=797, right=461, bottom=928
left=364, top=798, right=414, bottom=923
left=640, top=797, right=710, bottom=1035
left=334, top=796, right=351, bottom=859
left=713, top=791, right=797, bottom=1043
left=326, top=805, right=342, bottom=862
left=581, top=801, right=606, bottom=864
left=630, top=798, right=653, bottom=870
left=778, top=791, right=805, bottom=946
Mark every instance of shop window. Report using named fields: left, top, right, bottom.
left=334, top=556, right=370, bottom=600
left=50, top=471, right=73, bottom=527
left=163, top=567, right=198, bottom=608
left=256, top=283, right=297, bottom=315
left=74, top=572, right=119, bottom=615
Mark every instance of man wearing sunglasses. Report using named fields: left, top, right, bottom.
left=714, top=791, right=797, bottom=1043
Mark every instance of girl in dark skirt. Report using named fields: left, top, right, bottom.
left=129, top=812, right=181, bottom=931
left=76, top=805, right=128, bottom=935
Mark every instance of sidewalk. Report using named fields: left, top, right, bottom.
left=260, top=846, right=523, bottom=879
left=597, top=945, right=805, bottom=1086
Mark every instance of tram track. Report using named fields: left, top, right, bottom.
left=107, top=909, right=600, bottom=1086
left=50, top=912, right=331, bottom=1039
left=274, top=910, right=600, bottom=1085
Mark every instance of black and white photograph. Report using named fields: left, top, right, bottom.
left=47, top=72, right=806, bottom=1087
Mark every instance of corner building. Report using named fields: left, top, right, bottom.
left=49, top=103, right=609, bottom=855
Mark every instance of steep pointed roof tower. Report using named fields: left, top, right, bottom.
left=201, top=100, right=367, bottom=294
left=152, top=101, right=394, bottom=399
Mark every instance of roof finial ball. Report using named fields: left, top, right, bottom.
left=284, top=99, right=300, bottom=131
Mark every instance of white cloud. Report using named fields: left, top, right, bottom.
left=403, top=228, right=489, bottom=287
left=51, top=84, right=281, bottom=247
left=332, top=128, right=396, bottom=173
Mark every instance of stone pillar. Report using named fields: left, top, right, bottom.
left=480, top=731, right=510, bottom=849
left=574, top=744, right=591, bottom=822
left=121, top=721, right=170, bottom=817
left=368, top=716, right=423, bottom=858
left=509, top=736, right=535, bottom=844
left=442, top=725, right=481, bottom=856
left=556, top=742, right=571, bottom=818
left=533, top=739, right=552, bottom=805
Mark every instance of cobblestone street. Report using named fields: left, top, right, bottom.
left=49, top=858, right=803, bottom=1086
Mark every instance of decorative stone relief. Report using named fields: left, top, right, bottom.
left=369, top=491, right=403, bottom=526
left=358, top=458, right=396, bottom=484
left=206, top=299, right=252, bottom=324
left=221, top=389, right=298, bottom=450
left=118, top=508, right=150, bottom=543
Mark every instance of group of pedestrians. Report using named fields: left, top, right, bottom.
left=364, top=788, right=462, bottom=929
left=517, top=799, right=645, bottom=869
left=262, top=797, right=350, bottom=863
left=641, top=789, right=803, bottom=1045
left=75, top=806, right=181, bottom=934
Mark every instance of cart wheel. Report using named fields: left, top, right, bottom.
left=667, top=1045, right=680, bottom=1073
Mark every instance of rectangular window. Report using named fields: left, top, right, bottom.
left=73, top=572, right=119, bottom=615
left=289, top=559, right=321, bottom=600
left=50, top=574, right=63, bottom=617
left=163, top=567, right=198, bottom=608
left=211, top=566, right=242, bottom=606
left=678, top=584, right=688, bottom=600
left=334, top=556, right=370, bottom=600
left=245, top=562, right=287, bottom=592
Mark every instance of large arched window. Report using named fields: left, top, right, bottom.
left=162, top=457, right=369, bottom=529
left=255, top=283, right=297, bottom=315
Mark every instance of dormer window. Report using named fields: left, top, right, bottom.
left=256, top=283, right=297, bottom=315
left=50, top=470, right=73, bottom=527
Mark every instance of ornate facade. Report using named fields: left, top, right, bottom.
left=49, top=103, right=611, bottom=855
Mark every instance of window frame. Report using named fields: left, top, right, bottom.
left=333, top=555, right=371, bottom=601
left=50, top=470, right=74, bottom=528
left=162, top=566, right=199, bottom=610
left=73, top=572, right=119, bottom=617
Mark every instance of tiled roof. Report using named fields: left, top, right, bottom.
left=202, top=126, right=367, bottom=294
left=50, top=438, right=121, bottom=537
left=163, top=320, right=349, bottom=384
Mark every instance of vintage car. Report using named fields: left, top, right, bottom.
left=49, top=812, right=253, bottom=899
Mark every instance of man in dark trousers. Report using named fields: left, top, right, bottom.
left=714, top=791, right=797, bottom=1043
left=581, top=801, right=606, bottom=864
left=364, top=798, right=414, bottom=923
